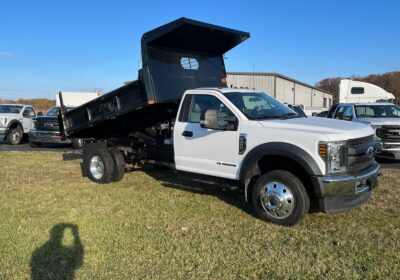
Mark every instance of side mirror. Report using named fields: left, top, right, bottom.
left=200, top=109, right=237, bottom=130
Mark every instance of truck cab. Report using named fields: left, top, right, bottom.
left=0, top=104, right=36, bottom=145
left=329, top=102, right=400, bottom=159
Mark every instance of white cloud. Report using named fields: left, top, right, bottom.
left=0, top=51, right=13, bottom=57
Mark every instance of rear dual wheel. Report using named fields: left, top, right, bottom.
left=87, top=148, right=125, bottom=184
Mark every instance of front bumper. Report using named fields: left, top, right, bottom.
left=28, top=131, right=71, bottom=144
left=375, top=140, right=400, bottom=160
left=314, top=161, right=380, bottom=213
left=0, top=127, right=8, bottom=140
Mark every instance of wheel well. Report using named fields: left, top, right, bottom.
left=247, top=155, right=317, bottom=203
left=9, top=121, right=22, bottom=130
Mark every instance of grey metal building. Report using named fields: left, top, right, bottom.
left=226, top=72, right=333, bottom=110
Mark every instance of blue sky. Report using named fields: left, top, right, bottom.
left=0, top=0, right=399, bottom=99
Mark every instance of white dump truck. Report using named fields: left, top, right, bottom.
left=60, top=18, right=380, bottom=226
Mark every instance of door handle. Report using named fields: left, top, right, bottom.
left=182, top=131, right=193, bottom=137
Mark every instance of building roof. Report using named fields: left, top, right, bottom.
left=227, top=72, right=333, bottom=96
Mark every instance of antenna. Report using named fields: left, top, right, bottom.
left=252, top=64, right=255, bottom=91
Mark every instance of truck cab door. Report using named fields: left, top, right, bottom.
left=21, top=107, right=35, bottom=132
left=174, top=93, right=240, bottom=179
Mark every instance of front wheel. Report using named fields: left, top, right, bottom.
left=7, top=127, right=23, bottom=145
left=252, top=170, right=310, bottom=226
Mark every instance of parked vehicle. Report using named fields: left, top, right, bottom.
left=29, top=107, right=81, bottom=148
left=328, top=102, right=400, bottom=160
left=339, top=79, right=395, bottom=103
left=60, top=18, right=380, bottom=226
left=29, top=92, right=100, bottom=148
left=315, top=111, right=328, bottom=118
left=287, top=104, right=307, bottom=117
left=0, top=104, right=36, bottom=145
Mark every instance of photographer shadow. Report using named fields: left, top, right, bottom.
left=30, top=223, right=84, bottom=280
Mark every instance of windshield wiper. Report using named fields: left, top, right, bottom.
left=251, top=113, right=301, bottom=120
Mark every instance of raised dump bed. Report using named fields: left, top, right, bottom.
left=60, top=17, right=249, bottom=139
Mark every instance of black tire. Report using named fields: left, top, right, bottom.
left=251, top=170, right=310, bottom=226
left=86, top=149, right=115, bottom=184
left=7, top=127, right=23, bottom=145
left=29, top=141, right=42, bottom=148
left=108, top=147, right=125, bottom=182
left=72, top=138, right=84, bottom=149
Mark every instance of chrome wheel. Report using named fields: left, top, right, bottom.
left=12, top=131, right=21, bottom=143
left=260, top=181, right=295, bottom=219
left=90, top=156, right=105, bottom=180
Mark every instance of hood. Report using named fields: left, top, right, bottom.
left=258, top=117, right=374, bottom=141
left=32, top=115, right=58, bottom=121
left=0, top=113, right=19, bottom=117
left=356, top=117, right=400, bottom=127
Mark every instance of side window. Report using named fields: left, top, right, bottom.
left=351, top=87, right=364, bottom=94
left=23, top=107, right=35, bottom=118
left=334, top=106, right=346, bottom=119
left=188, top=95, right=233, bottom=123
left=343, top=106, right=353, bottom=119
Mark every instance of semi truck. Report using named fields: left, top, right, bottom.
left=339, top=79, right=396, bottom=103
left=60, top=18, right=380, bottom=226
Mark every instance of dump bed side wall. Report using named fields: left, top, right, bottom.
left=62, top=81, right=148, bottom=138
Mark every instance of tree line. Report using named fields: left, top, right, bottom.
left=0, top=98, right=55, bottom=111
left=315, top=71, right=400, bottom=104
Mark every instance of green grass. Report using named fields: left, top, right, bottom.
left=0, top=152, right=399, bottom=279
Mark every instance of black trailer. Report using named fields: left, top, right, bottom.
left=60, top=17, right=249, bottom=140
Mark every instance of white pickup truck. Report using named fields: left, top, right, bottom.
left=0, top=104, right=36, bottom=145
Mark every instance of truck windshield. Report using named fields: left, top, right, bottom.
left=224, top=92, right=300, bottom=120
left=45, top=107, right=60, bottom=116
left=0, top=105, right=23, bottom=114
left=45, top=107, right=73, bottom=116
left=355, top=104, right=400, bottom=118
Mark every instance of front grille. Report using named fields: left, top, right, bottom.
left=34, top=118, right=60, bottom=132
left=348, top=135, right=374, bottom=148
left=376, top=126, right=400, bottom=141
left=346, top=135, right=375, bottom=173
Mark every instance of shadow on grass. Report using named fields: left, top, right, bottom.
left=30, top=223, right=84, bottom=280
left=139, top=166, right=257, bottom=219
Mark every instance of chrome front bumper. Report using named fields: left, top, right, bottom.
left=28, top=131, right=71, bottom=144
left=375, top=140, right=400, bottom=160
left=315, top=161, right=380, bottom=213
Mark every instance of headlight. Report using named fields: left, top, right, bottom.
left=0, top=117, right=7, bottom=127
left=319, top=141, right=347, bottom=174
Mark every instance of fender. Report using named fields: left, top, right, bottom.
left=239, top=142, right=323, bottom=201
left=6, top=119, right=23, bottom=130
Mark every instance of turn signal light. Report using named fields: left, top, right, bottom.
left=319, top=143, right=327, bottom=158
